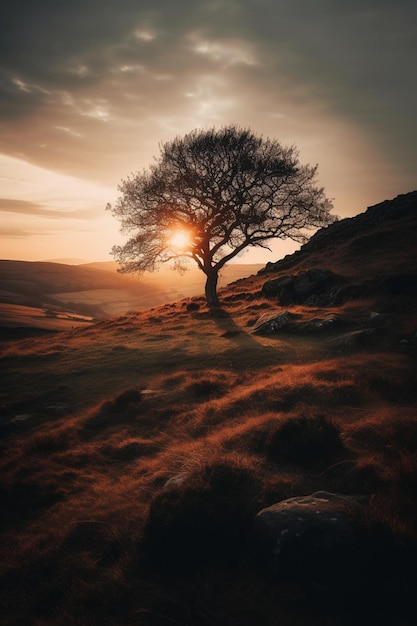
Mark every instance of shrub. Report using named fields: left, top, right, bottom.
left=265, top=413, right=346, bottom=467
left=140, top=457, right=261, bottom=574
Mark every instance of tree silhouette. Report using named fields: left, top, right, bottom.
left=108, top=126, right=335, bottom=306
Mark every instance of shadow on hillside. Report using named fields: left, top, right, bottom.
left=201, top=305, right=298, bottom=368
left=208, top=306, right=254, bottom=341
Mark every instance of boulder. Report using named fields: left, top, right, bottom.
left=292, top=268, right=335, bottom=299
left=254, top=491, right=367, bottom=567
left=261, top=268, right=339, bottom=305
left=252, top=311, right=295, bottom=334
left=261, top=275, right=294, bottom=300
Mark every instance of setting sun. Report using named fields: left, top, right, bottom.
left=168, top=228, right=192, bottom=251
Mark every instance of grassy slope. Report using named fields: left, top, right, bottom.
left=1, top=193, right=417, bottom=625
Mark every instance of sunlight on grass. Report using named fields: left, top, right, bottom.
left=1, top=237, right=417, bottom=625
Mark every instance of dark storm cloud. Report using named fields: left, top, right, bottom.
left=3, top=1, right=413, bottom=114
left=1, top=0, right=200, bottom=90
left=1, top=0, right=416, bottom=188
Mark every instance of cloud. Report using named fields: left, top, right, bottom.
left=54, top=126, right=84, bottom=138
left=0, top=198, right=99, bottom=220
left=187, top=33, right=257, bottom=67
left=0, top=226, right=39, bottom=238
left=0, top=0, right=416, bottom=216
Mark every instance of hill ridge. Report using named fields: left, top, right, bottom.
left=259, top=190, right=417, bottom=276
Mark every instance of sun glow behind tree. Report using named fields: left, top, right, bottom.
left=168, top=228, right=194, bottom=252
left=109, top=126, right=335, bottom=305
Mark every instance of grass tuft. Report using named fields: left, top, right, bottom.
left=140, top=455, right=262, bottom=574
left=265, top=413, right=346, bottom=467
left=83, top=388, right=143, bottom=431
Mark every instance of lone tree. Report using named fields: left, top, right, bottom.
left=108, top=125, right=335, bottom=306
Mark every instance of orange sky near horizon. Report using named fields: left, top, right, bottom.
left=1, top=1, right=416, bottom=265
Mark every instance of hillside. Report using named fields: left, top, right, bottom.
left=0, top=192, right=417, bottom=626
left=260, top=190, right=417, bottom=279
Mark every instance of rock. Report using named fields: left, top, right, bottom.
left=325, top=328, right=379, bottom=349
left=254, top=491, right=367, bottom=567
left=261, top=268, right=339, bottom=305
left=253, top=311, right=342, bottom=336
left=252, top=311, right=295, bottom=334
left=292, top=268, right=335, bottom=298
left=307, top=283, right=367, bottom=306
left=297, top=314, right=339, bottom=333
left=163, top=473, right=190, bottom=488
left=368, top=312, right=391, bottom=328
left=261, top=275, right=294, bottom=299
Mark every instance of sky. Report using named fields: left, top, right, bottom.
left=1, top=0, right=416, bottom=264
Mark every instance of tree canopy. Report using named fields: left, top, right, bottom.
left=108, top=125, right=336, bottom=305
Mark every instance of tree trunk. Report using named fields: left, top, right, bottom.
left=205, top=271, right=219, bottom=307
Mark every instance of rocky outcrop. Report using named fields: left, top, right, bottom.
left=262, top=269, right=417, bottom=308
left=253, top=310, right=343, bottom=336
left=261, top=268, right=341, bottom=305
left=252, top=306, right=394, bottom=349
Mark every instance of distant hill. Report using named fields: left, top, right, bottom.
left=43, top=258, right=91, bottom=265
left=0, top=260, right=263, bottom=331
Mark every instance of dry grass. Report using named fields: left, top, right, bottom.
left=1, top=261, right=417, bottom=625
